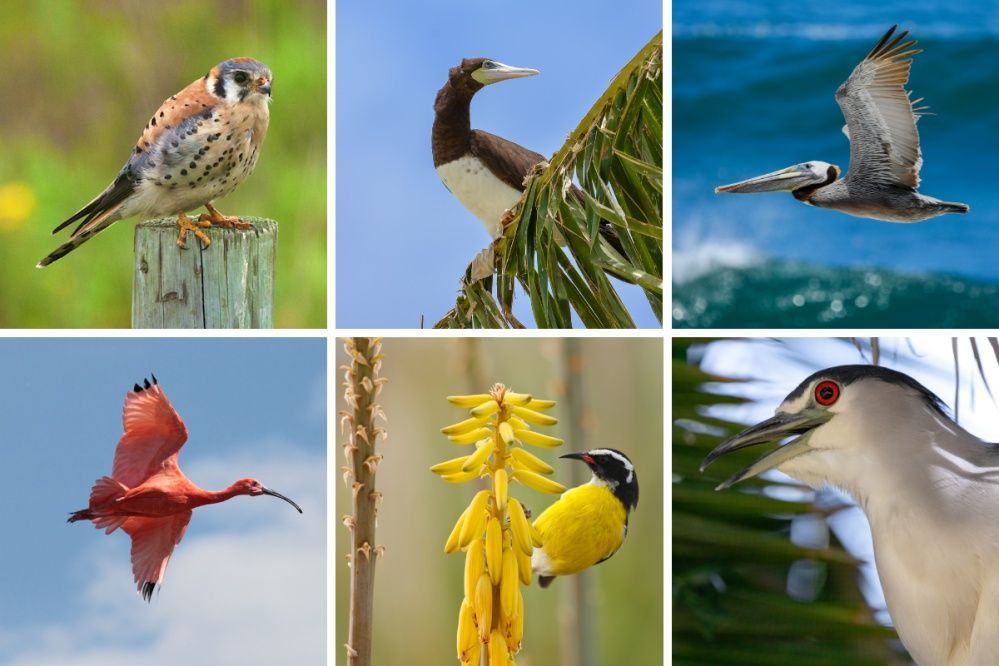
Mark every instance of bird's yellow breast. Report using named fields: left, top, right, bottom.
left=532, top=483, right=627, bottom=576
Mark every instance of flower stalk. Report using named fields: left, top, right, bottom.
left=342, top=338, right=387, bottom=666
left=434, top=383, right=565, bottom=665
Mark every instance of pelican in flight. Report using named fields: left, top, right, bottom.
left=715, top=26, right=968, bottom=222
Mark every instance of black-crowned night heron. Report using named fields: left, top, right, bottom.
left=701, top=364, right=999, bottom=665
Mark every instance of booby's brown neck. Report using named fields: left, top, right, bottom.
left=432, top=71, right=483, bottom=166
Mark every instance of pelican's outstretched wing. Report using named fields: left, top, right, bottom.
left=835, top=26, right=924, bottom=189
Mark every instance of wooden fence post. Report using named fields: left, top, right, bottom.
left=132, top=217, right=277, bottom=328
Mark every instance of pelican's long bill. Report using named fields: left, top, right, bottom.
left=700, top=409, right=833, bottom=490
left=261, top=486, right=304, bottom=513
left=715, top=164, right=827, bottom=194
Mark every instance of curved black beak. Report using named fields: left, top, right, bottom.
left=261, top=486, right=303, bottom=513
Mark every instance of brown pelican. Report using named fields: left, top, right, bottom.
left=715, top=26, right=969, bottom=222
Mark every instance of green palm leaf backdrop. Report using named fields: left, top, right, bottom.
left=0, top=0, right=325, bottom=327
left=436, top=32, right=663, bottom=329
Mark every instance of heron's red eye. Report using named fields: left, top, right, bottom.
left=814, top=380, right=840, bottom=406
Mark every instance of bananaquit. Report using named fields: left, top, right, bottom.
left=531, top=448, right=639, bottom=588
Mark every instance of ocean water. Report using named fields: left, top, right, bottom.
left=673, top=0, right=999, bottom=327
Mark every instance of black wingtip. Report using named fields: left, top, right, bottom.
left=868, top=25, right=900, bottom=59
left=151, top=373, right=158, bottom=385
left=133, top=383, right=142, bottom=393
left=141, top=581, right=156, bottom=602
left=143, top=378, right=151, bottom=389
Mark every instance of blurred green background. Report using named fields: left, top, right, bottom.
left=0, top=0, right=325, bottom=327
left=335, top=337, right=664, bottom=665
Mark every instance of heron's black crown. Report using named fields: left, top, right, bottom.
left=786, top=365, right=948, bottom=417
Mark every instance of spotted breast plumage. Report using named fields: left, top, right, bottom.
left=37, top=57, right=272, bottom=268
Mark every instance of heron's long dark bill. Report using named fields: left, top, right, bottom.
left=262, top=486, right=303, bottom=513
left=700, top=410, right=832, bottom=490
left=715, top=165, right=820, bottom=194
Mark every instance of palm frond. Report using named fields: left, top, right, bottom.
left=434, top=31, right=663, bottom=329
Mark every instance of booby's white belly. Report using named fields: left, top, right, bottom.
left=437, top=155, right=522, bottom=238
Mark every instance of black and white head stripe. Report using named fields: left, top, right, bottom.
left=587, top=448, right=635, bottom=484
left=575, top=448, right=639, bottom=513
left=786, top=365, right=949, bottom=416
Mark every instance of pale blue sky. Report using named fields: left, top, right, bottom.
left=0, top=338, right=325, bottom=664
left=336, top=0, right=663, bottom=328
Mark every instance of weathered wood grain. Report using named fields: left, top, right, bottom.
left=132, top=217, right=276, bottom=328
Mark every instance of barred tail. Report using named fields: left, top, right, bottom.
left=37, top=213, right=121, bottom=267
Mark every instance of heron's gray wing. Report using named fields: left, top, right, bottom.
left=835, top=26, right=924, bottom=189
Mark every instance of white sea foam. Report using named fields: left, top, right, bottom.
left=671, top=240, right=763, bottom=284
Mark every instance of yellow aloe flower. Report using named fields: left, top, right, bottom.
left=433, top=383, right=565, bottom=662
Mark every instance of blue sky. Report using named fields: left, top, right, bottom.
left=336, top=0, right=662, bottom=328
left=0, top=338, right=325, bottom=664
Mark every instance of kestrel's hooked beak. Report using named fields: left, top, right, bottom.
left=700, top=408, right=833, bottom=490
left=260, top=486, right=302, bottom=513
left=255, top=77, right=272, bottom=97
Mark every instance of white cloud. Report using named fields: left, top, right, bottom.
left=5, top=441, right=325, bottom=666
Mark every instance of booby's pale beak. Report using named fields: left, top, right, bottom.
left=715, top=164, right=822, bottom=194
left=472, top=61, right=540, bottom=85
left=700, top=409, right=833, bottom=490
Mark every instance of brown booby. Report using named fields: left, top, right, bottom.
left=432, top=58, right=623, bottom=253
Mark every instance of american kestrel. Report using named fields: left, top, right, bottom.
left=37, top=57, right=272, bottom=268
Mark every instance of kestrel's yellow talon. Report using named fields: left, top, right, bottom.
left=176, top=212, right=212, bottom=249
left=201, top=202, right=253, bottom=230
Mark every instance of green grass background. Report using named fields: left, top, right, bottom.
left=0, top=0, right=326, bottom=327
left=335, top=338, right=664, bottom=665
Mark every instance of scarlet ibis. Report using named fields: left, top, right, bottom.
left=68, top=375, right=303, bottom=601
